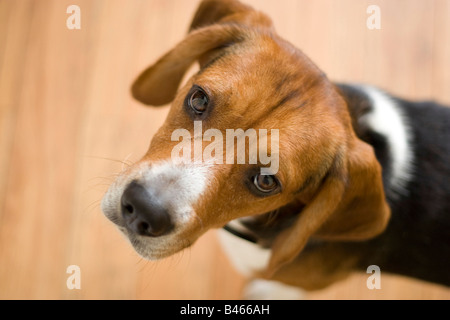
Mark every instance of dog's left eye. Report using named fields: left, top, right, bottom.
left=188, top=88, right=209, bottom=114
left=254, top=174, right=278, bottom=193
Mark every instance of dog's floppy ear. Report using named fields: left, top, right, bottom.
left=131, top=24, right=247, bottom=106
left=132, top=0, right=273, bottom=106
left=189, top=0, right=273, bottom=32
left=266, top=138, right=391, bottom=276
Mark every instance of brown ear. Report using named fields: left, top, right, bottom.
left=132, top=0, right=273, bottom=106
left=266, top=138, right=390, bottom=276
left=315, top=139, right=391, bottom=240
left=189, top=0, right=273, bottom=32
left=131, top=24, right=247, bottom=106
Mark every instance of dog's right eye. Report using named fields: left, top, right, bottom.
left=188, top=87, right=209, bottom=115
left=254, top=174, right=278, bottom=193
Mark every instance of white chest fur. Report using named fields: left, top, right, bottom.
left=216, top=220, right=271, bottom=277
left=216, top=222, right=304, bottom=300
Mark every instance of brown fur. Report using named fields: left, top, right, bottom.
left=130, top=0, right=390, bottom=289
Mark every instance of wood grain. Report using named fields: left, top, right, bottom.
left=0, top=0, right=449, bottom=299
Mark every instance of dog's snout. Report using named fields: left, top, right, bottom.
left=120, top=181, right=173, bottom=237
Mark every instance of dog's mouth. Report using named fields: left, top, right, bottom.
left=104, top=204, right=201, bottom=260
left=122, top=228, right=193, bottom=260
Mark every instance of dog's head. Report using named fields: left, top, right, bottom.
left=102, top=0, right=390, bottom=276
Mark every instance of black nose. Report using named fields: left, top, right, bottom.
left=120, top=181, right=172, bottom=237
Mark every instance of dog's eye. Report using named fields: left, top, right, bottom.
left=254, top=174, right=278, bottom=193
left=188, top=88, right=208, bottom=114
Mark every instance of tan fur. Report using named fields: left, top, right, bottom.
left=128, top=0, right=390, bottom=289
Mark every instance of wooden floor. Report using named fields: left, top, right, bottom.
left=1, top=0, right=449, bottom=300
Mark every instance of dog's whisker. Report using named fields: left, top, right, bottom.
left=121, top=153, right=134, bottom=171
left=86, top=155, right=134, bottom=167
left=87, top=176, right=116, bottom=184
left=82, top=199, right=102, bottom=215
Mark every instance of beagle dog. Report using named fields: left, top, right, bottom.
left=102, top=0, right=450, bottom=292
